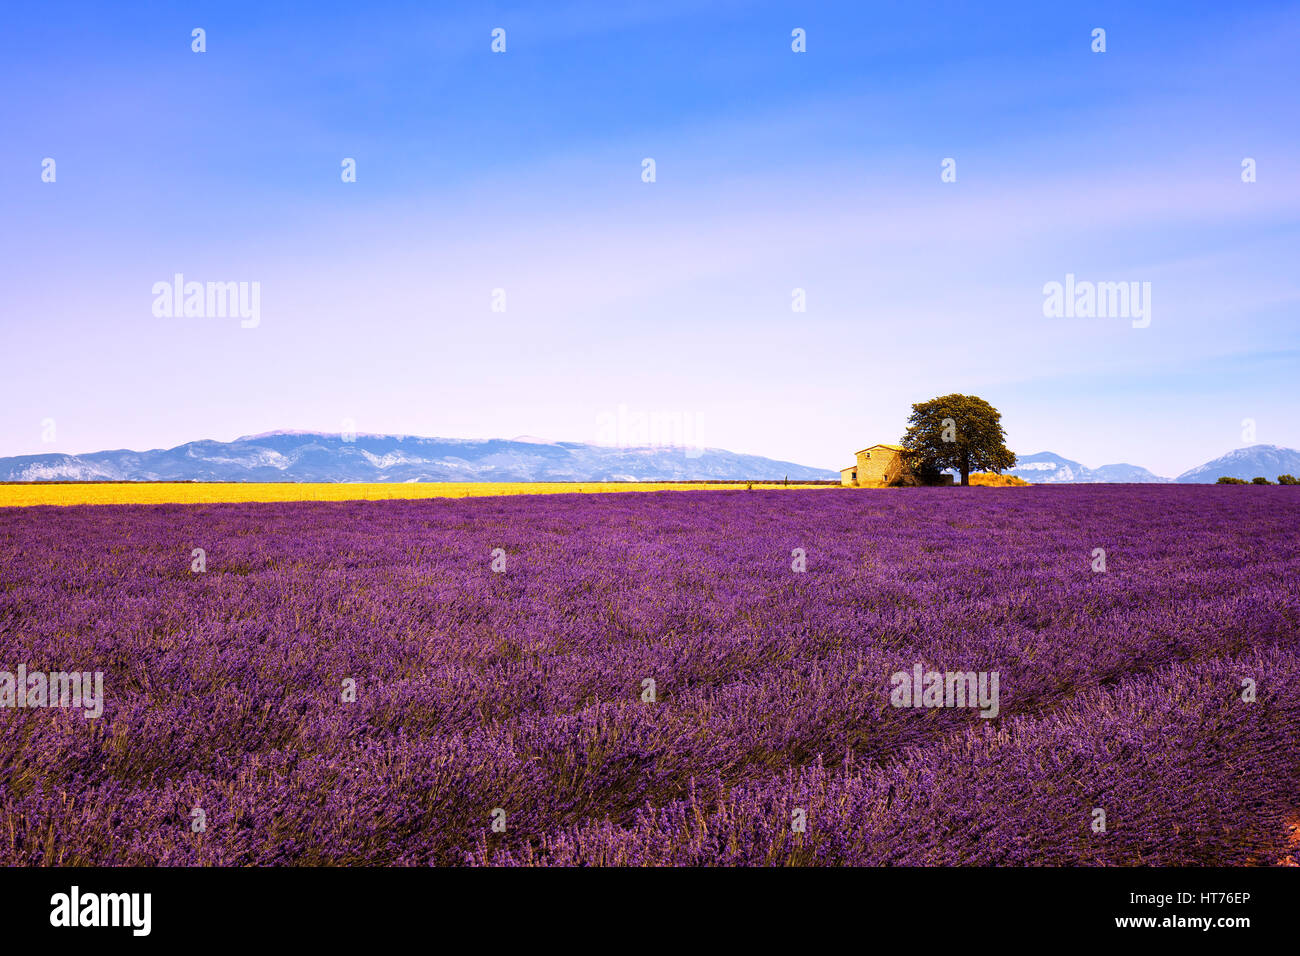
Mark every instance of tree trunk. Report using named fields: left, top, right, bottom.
left=960, top=449, right=970, bottom=486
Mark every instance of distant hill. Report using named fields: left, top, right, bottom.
left=1007, top=452, right=1170, bottom=484
left=1173, top=444, right=1300, bottom=484
left=0, top=432, right=838, bottom=483
left=1006, top=446, right=1300, bottom=484
left=7, top=433, right=1296, bottom=486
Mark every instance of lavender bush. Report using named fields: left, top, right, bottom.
left=1, top=486, right=1297, bottom=865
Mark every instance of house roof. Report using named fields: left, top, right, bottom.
left=855, top=443, right=906, bottom=454
left=839, top=465, right=858, bottom=472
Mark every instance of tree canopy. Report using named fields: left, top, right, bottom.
left=900, top=394, right=1016, bottom=486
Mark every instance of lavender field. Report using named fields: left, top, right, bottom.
left=2, top=486, right=1298, bottom=866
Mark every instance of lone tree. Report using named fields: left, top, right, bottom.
left=901, top=394, right=1016, bottom=486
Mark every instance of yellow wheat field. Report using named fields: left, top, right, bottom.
left=967, top=472, right=1031, bottom=487
left=0, top=481, right=836, bottom=508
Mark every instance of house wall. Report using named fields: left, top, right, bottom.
left=839, top=467, right=858, bottom=486
left=855, top=447, right=905, bottom=486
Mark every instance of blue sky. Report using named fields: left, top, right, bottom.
left=2, top=0, right=1297, bottom=476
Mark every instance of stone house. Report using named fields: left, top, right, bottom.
left=840, top=443, right=913, bottom=487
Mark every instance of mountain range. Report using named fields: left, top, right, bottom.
left=0, top=432, right=837, bottom=483
left=2, top=433, right=1297, bottom=485
left=1007, top=445, right=1300, bottom=484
